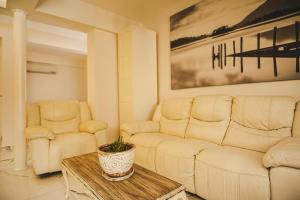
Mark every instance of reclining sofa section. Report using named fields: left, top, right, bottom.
left=121, top=95, right=300, bottom=200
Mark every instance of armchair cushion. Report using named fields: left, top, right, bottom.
left=39, top=101, right=81, bottom=134
left=25, top=126, right=55, bottom=140
left=80, top=120, right=107, bottom=134
left=263, top=137, right=300, bottom=169
left=120, top=121, right=159, bottom=136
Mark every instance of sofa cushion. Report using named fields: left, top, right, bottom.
left=195, top=146, right=270, bottom=200
left=186, top=95, right=232, bottom=144
left=155, top=139, right=217, bottom=193
left=223, top=96, right=295, bottom=152
left=39, top=101, right=80, bottom=134
left=42, top=118, right=80, bottom=135
left=129, top=132, right=180, bottom=171
left=231, top=96, right=295, bottom=130
left=160, top=117, right=189, bottom=138
left=80, top=120, right=108, bottom=134
left=40, top=101, right=80, bottom=121
left=225, top=121, right=292, bottom=153
left=190, top=95, right=232, bottom=122
left=160, top=98, right=193, bottom=137
left=161, top=98, right=192, bottom=120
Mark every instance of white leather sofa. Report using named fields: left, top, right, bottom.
left=121, top=95, right=300, bottom=200
left=26, top=100, right=107, bottom=175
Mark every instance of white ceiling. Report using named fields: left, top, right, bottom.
left=82, top=0, right=184, bottom=22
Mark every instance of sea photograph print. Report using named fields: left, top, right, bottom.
left=170, top=0, right=300, bottom=89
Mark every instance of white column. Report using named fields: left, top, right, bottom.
left=87, top=29, right=119, bottom=143
left=12, top=9, right=27, bottom=170
left=118, top=26, right=157, bottom=124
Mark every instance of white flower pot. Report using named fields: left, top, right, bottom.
left=97, top=143, right=135, bottom=181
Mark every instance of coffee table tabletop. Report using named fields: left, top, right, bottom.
left=61, top=153, right=186, bottom=200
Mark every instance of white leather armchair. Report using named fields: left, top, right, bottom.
left=26, top=100, right=107, bottom=175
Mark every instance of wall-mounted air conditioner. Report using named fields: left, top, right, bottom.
left=27, top=61, right=57, bottom=75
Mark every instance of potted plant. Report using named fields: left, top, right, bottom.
left=97, top=136, right=135, bottom=181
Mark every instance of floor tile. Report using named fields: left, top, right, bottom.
left=0, top=170, right=30, bottom=200
left=30, top=187, right=77, bottom=200
left=28, top=172, right=64, bottom=198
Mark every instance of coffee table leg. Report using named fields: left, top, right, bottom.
left=62, top=168, right=70, bottom=199
left=180, top=191, right=187, bottom=200
left=168, top=191, right=187, bottom=200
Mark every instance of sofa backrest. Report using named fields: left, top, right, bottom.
left=223, top=96, right=296, bottom=152
left=185, top=95, right=232, bottom=144
left=152, top=102, right=162, bottom=122
left=26, top=100, right=92, bottom=134
left=39, top=100, right=81, bottom=134
left=292, top=102, right=300, bottom=137
left=158, top=98, right=193, bottom=137
left=27, top=103, right=41, bottom=127
left=79, top=102, right=92, bottom=122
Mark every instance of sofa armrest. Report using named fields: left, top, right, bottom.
left=80, top=120, right=107, bottom=134
left=121, top=131, right=132, bottom=143
left=120, top=121, right=159, bottom=136
left=25, top=126, right=55, bottom=140
left=28, top=138, right=51, bottom=175
left=263, top=137, right=300, bottom=169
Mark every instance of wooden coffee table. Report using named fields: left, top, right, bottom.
left=61, top=153, right=187, bottom=200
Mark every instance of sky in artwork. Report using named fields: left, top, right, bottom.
left=170, top=0, right=265, bottom=41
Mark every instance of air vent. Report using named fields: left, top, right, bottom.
left=27, top=61, right=57, bottom=75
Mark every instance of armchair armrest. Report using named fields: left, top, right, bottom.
left=80, top=120, right=107, bottom=134
left=263, top=137, right=300, bottom=169
left=120, top=121, right=159, bottom=136
left=25, top=126, right=55, bottom=140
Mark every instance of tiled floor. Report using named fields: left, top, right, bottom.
left=0, top=147, right=201, bottom=200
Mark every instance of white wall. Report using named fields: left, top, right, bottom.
left=143, top=0, right=300, bottom=101
left=26, top=66, right=86, bottom=102
left=27, top=50, right=86, bottom=102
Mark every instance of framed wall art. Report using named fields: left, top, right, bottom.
left=170, top=0, right=300, bottom=89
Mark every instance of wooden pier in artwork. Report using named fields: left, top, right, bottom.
left=212, top=43, right=227, bottom=70
left=212, top=21, right=300, bottom=77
